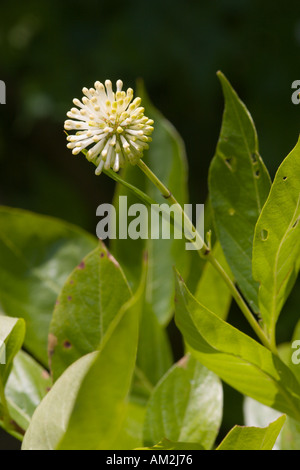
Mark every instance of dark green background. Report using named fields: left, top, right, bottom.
left=0, top=0, right=299, bottom=449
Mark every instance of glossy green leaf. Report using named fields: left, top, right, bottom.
left=216, top=415, right=286, bottom=450
left=194, top=241, right=232, bottom=320
left=209, top=72, right=271, bottom=314
left=138, top=437, right=204, bottom=451
left=23, top=267, right=143, bottom=450
left=143, top=354, right=223, bottom=449
left=0, top=315, right=26, bottom=439
left=0, top=316, right=25, bottom=387
left=49, top=242, right=131, bottom=381
left=111, top=81, right=189, bottom=325
left=0, top=206, right=98, bottom=366
left=22, top=352, right=96, bottom=450
left=253, top=137, right=300, bottom=337
left=5, top=350, right=52, bottom=432
left=174, top=271, right=300, bottom=420
left=57, top=261, right=145, bottom=450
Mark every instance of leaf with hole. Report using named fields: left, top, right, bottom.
left=209, top=72, right=271, bottom=314
left=253, top=137, right=300, bottom=339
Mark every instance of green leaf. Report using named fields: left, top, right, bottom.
left=138, top=437, right=205, bottom=450
left=209, top=72, right=271, bottom=314
left=216, top=415, right=286, bottom=450
left=0, top=316, right=25, bottom=387
left=49, top=242, right=131, bottom=381
left=111, top=81, right=189, bottom=325
left=23, top=260, right=145, bottom=450
left=5, top=350, right=51, bottom=432
left=253, top=137, right=300, bottom=338
left=194, top=241, right=232, bottom=320
left=22, top=352, right=96, bottom=450
left=143, top=354, right=223, bottom=450
left=56, top=259, right=144, bottom=450
left=0, top=315, right=26, bottom=439
left=174, top=271, right=300, bottom=420
left=23, top=268, right=143, bottom=450
left=0, top=206, right=98, bottom=366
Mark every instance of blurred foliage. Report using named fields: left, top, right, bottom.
left=0, top=0, right=299, bottom=449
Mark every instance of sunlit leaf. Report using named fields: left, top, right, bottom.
left=253, top=137, right=300, bottom=338
left=49, top=242, right=131, bottom=381
left=216, top=415, right=286, bottom=450
left=209, top=72, right=271, bottom=314
left=174, top=270, right=300, bottom=420
left=143, top=354, right=223, bottom=449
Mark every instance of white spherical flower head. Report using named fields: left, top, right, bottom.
left=64, top=80, right=154, bottom=175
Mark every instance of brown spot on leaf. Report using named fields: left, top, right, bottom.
left=67, top=296, right=72, bottom=301
left=63, top=340, right=72, bottom=349
left=78, top=261, right=85, bottom=269
left=48, top=333, right=58, bottom=362
left=177, top=355, right=189, bottom=369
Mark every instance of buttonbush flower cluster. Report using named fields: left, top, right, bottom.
left=64, top=80, right=154, bottom=174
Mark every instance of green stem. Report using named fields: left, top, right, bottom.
left=269, top=324, right=277, bottom=354
left=137, top=159, right=277, bottom=354
left=137, top=160, right=208, bottom=254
